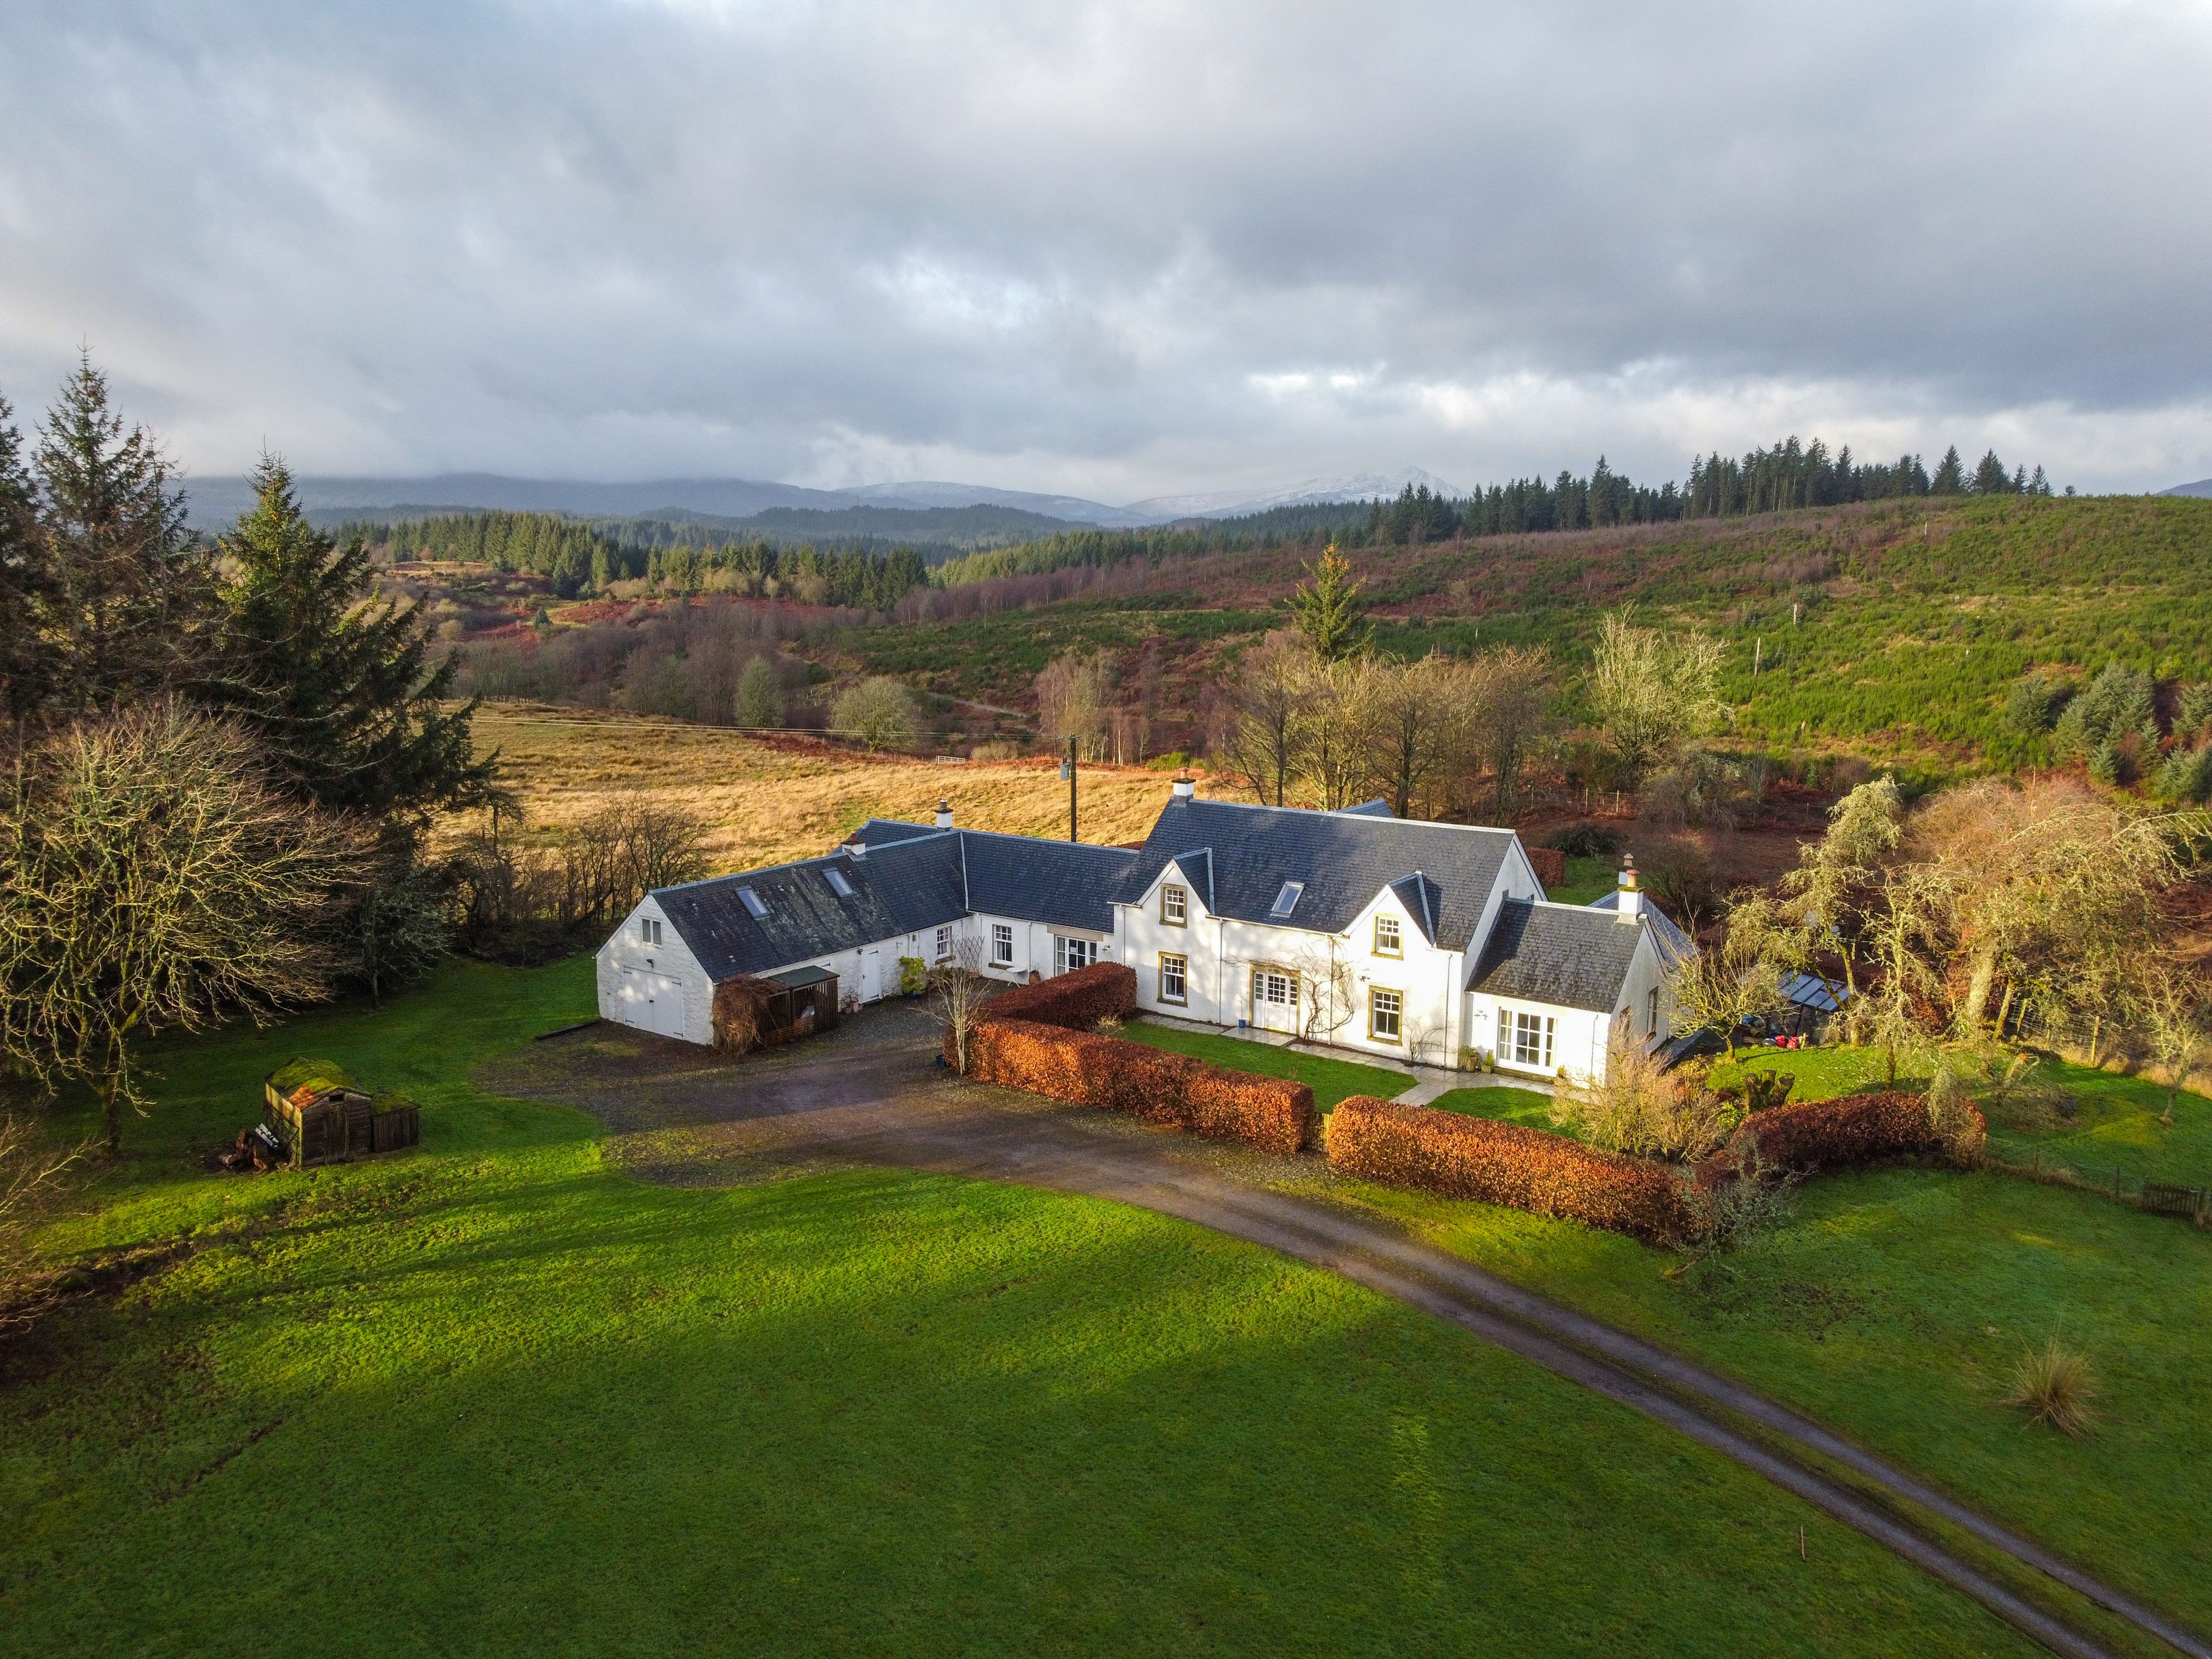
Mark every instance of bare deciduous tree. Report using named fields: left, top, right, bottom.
left=931, top=936, right=992, bottom=1075
left=1908, top=778, right=2195, bottom=1034
left=1221, top=630, right=1316, bottom=806
left=2133, top=960, right=2211, bottom=1123
left=1035, top=649, right=1116, bottom=762
left=1588, top=608, right=1724, bottom=789
left=1552, top=1034, right=1739, bottom=1160
left=1663, top=889, right=1799, bottom=1060
left=0, top=703, right=358, bottom=1152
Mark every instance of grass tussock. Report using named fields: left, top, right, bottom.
left=2005, top=1341, right=2098, bottom=1436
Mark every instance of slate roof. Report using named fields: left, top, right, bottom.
left=954, top=828, right=1136, bottom=933
left=1389, top=873, right=1442, bottom=944
left=1118, top=797, right=1517, bottom=950
left=1584, top=890, right=1696, bottom=970
left=1465, top=899, right=1647, bottom=1012
left=652, top=831, right=968, bottom=982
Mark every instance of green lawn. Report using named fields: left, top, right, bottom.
left=1335, top=1089, right=2212, bottom=1640
left=1708, top=1044, right=2212, bottom=1188
left=1547, top=855, right=1619, bottom=906
left=0, top=959, right=2043, bottom=1658
left=1426, top=1086, right=1562, bottom=1134
left=1118, top=1019, right=1414, bottom=1113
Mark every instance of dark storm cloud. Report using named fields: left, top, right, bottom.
left=1, top=0, right=2206, bottom=496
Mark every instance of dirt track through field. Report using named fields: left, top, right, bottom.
left=488, top=1005, right=2209, bottom=1659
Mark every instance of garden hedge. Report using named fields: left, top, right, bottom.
left=1326, top=1095, right=1697, bottom=1245
left=1717, top=1089, right=1979, bottom=1175
left=981, top=961, right=1137, bottom=1030
left=956, top=1015, right=1316, bottom=1156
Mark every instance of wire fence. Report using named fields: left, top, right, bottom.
left=1987, top=1140, right=2210, bottom=1224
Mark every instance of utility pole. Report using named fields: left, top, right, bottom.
left=1061, top=735, right=1078, bottom=842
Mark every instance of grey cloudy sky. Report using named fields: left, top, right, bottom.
left=3, top=0, right=2209, bottom=500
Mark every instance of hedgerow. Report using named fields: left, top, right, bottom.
left=1719, top=1089, right=1981, bottom=1173
left=981, top=961, right=1137, bottom=1030
left=1326, top=1095, right=1697, bottom=1245
left=956, top=1015, right=1314, bottom=1155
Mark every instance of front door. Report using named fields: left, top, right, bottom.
left=1251, top=968, right=1299, bottom=1034
left=619, top=968, right=686, bottom=1039
left=859, top=948, right=881, bottom=1003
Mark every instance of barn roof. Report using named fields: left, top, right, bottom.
left=1117, top=796, right=1516, bottom=949
left=1465, top=899, right=1647, bottom=1013
left=651, top=831, right=968, bottom=982
left=658, top=823, right=1137, bottom=980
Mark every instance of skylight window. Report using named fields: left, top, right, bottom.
left=1269, top=881, right=1304, bottom=919
left=824, top=867, right=855, bottom=899
left=737, top=886, right=769, bottom=920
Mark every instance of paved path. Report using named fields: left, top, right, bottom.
left=493, top=1005, right=2207, bottom=1659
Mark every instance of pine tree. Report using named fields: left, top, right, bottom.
left=1285, top=544, right=1370, bottom=662
left=215, top=457, right=494, bottom=825
left=1930, top=446, right=1967, bottom=495
left=0, top=395, right=49, bottom=721
left=1971, top=450, right=2013, bottom=494
left=29, top=355, right=209, bottom=714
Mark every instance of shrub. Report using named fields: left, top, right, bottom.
left=1525, top=846, right=1567, bottom=888
left=980, top=962, right=1136, bottom=1030
left=1741, top=1070, right=1794, bottom=1112
left=1546, top=822, right=1624, bottom=858
left=2005, top=1341, right=2097, bottom=1436
left=1326, top=1095, right=1696, bottom=1245
left=897, top=956, right=927, bottom=996
left=711, top=975, right=776, bottom=1051
left=1715, top=1088, right=1982, bottom=1175
left=1551, top=1039, right=1738, bottom=1159
left=956, top=1016, right=1315, bottom=1155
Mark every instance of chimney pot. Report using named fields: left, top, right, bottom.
left=935, top=797, right=954, bottom=829
left=1616, top=854, right=1640, bottom=921
left=1171, top=774, right=1196, bottom=800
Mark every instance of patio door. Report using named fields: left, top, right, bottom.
left=1251, top=968, right=1299, bottom=1034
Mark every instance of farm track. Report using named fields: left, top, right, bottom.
left=495, top=1005, right=2209, bottom=1659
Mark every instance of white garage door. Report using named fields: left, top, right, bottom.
left=617, top=967, right=686, bottom=1039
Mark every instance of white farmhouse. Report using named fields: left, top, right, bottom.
left=596, top=780, right=1693, bottom=1083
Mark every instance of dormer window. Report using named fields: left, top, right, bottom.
left=823, top=867, right=855, bottom=899
left=1161, top=883, right=1187, bottom=926
left=737, top=886, right=768, bottom=920
left=1373, top=915, right=1401, bottom=956
left=1269, top=881, right=1304, bottom=919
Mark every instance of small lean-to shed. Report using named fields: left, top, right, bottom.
left=263, top=1058, right=422, bottom=1168
left=711, top=966, right=841, bottom=1052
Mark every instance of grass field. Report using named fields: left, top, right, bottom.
left=1709, top=1044, right=2212, bottom=1188
left=456, top=701, right=1233, bottom=873
left=1117, top=1020, right=1416, bottom=1113
left=0, top=962, right=2044, bottom=1658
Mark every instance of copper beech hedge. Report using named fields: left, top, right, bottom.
left=979, top=961, right=1138, bottom=1030
left=954, top=1016, right=1317, bottom=1156
left=1325, top=1095, right=1698, bottom=1244
left=1717, top=1089, right=1980, bottom=1175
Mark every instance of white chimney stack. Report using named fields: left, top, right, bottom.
left=1616, top=854, right=1641, bottom=922
left=936, top=797, right=954, bottom=829
left=1171, top=774, right=1196, bottom=800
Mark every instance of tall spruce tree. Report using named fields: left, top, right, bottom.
left=0, top=396, right=49, bottom=722
left=215, top=457, right=494, bottom=823
left=29, top=357, right=210, bottom=715
left=1929, top=446, right=1968, bottom=495
left=215, top=459, right=497, bottom=997
left=1285, top=544, right=1370, bottom=662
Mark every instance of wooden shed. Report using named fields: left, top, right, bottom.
left=711, top=966, right=841, bottom=1052
left=263, top=1058, right=422, bottom=1169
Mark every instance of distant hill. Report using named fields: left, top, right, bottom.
left=182, top=471, right=1154, bottom=530
left=180, top=466, right=1463, bottom=530
left=2164, top=478, right=2212, bottom=498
